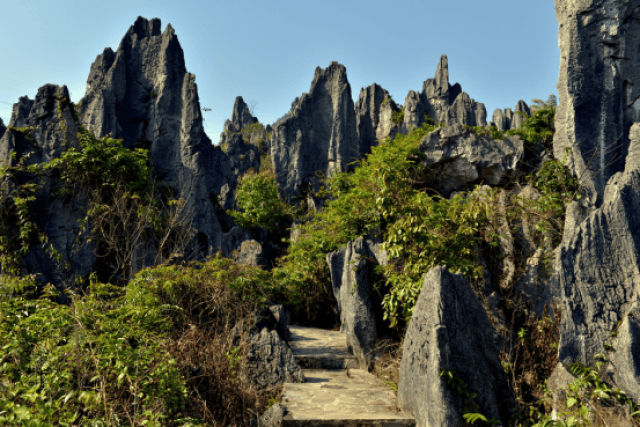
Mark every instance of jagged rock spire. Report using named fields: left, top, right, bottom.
left=271, top=61, right=359, bottom=203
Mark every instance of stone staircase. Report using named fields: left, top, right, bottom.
left=280, top=325, right=415, bottom=426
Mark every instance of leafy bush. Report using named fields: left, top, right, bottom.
left=228, top=168, right=292, bottom=233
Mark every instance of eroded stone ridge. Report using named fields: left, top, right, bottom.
left=271, top=61, right=360, bottom=203
left=401, top=55, right=487, bottom=132
left=553, top=0, right=640, bottom=207
left=491, top=100, right=531, bottom=131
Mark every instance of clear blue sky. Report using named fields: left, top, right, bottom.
left=0, top=0, right=560, bottom=145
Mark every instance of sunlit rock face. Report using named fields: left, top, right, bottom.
left=271, top=61, right=359, bottom=204
left=553, top=0, right=640, bottom=208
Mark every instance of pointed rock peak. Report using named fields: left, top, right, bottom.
left=163, top=23, right=176, bottom=38
left=431, top=54, right=450, bottom=98
left=231, top=96, right=258, bottom=130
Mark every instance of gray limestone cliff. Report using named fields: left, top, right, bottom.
left=401, top=55, right=487, bottom=133
left=270, top=61, right=359, bottom=203
left=553, top=0, right=640, bottom=207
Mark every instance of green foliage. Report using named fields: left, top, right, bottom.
left=391, top=107, right=405, bottom=126
left=381, top=96, right=393, bottom=107
left=0, top=274, right=192, bottom=426
left=227, top=168, right=292, bottom=233
left=505, top=103, right=555, bottom=149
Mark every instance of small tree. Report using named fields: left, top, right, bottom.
left=227, top=168, right=291, bottom=235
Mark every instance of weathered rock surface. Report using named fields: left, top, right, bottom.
left=401, top=55, right=487, bottom=133
left=551, top=123, right=640, bottom=377
left=491, top=100, right=530, bottom=131
left=607, top=301, right=640, bottom=401
left=418, top=124, right=524, bottom=198
left=326, top=237, right=388, bottom=369
left=0, top=85, right=95, bottom=293
left=256, top=403, right=285, bottom=427
left=271, top=61, right=360, bottom=203
left=513, top=99, right=531, bottom=129
left=220, top=96, right=270, bottom=153
left=354, top=83, right=395, bottom=155
left=244, top=328, right=305, bottom=390
left=398, top=266, right=511, bottom=427
left=76, top=17, right=256, bottom=259
left=553, top=0, right=640, bottom=207
left=491, top=107, right=514, bottom=131
left=0, top=117, right=6, bottom=141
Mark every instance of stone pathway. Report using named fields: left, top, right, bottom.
left=280, top=325, right=415, bottom=426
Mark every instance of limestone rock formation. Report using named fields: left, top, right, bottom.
left=326, top=237, right=388, bottom=369
left=244, top=328, right=305, bottom=390
left=398, top=266, right=511, bottom=427
left=418, top=124, right=524, bottom=198
left=491, top=107, right=514, bottom=131
left=551, top=123, right=640, bottom=384
left=401, top=55, right=487, bottom=133
left=0, top=117, right=6, bottom=141
left=513, top=100, right=531, bottom=129
left=553, top=0, right=640, bottom=207
left=270, top=61, right=360, bottom=203
left=219, top=96, right=270, bottom=153
left=0, top=85, right=95, bottom=292
left=491, top=100, right=531, bottom=131
left=354, top=83, right=396, bottom=155
left=77, top=16, right=255, bottom=260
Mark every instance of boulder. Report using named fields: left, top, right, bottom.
left=418, top=124, right=524, bottom=198
left=256, top=403, right=285, bottom=427
left=553, top=0, right=640, bottom=207
left=354, top=83, right=394, bottom=155
left=398, top=266, right=511, bottom=427
left=235, top=239, right=265, bottom=268
left=270, top=62, right=360, bottom=203
left=244, top=328, right=305, bottom=390
left=400, top=55, right=487, bottom=133
left=326, top=236, right=388, bottom=369
left=551, top=123, right=640, bottom=380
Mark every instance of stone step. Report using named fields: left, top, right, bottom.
left=281, top=369, right=415, bottom=426
left=287, top=325, right=359, bottom=369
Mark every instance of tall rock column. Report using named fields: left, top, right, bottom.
left=271, top=62, right=359, bottom=203
left=354, top=83, right=392, bottom=156
left=553, top=0, right=640, bottom=207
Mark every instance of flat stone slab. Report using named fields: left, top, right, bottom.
left=281, top=369, right=415, bottom=426
left=287, top=325, right=359, bottom=369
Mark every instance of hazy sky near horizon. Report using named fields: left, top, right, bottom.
left=0, top=0, right=560, bottom=144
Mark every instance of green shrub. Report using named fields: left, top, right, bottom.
left=227, top=168, right=292, bottom=233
